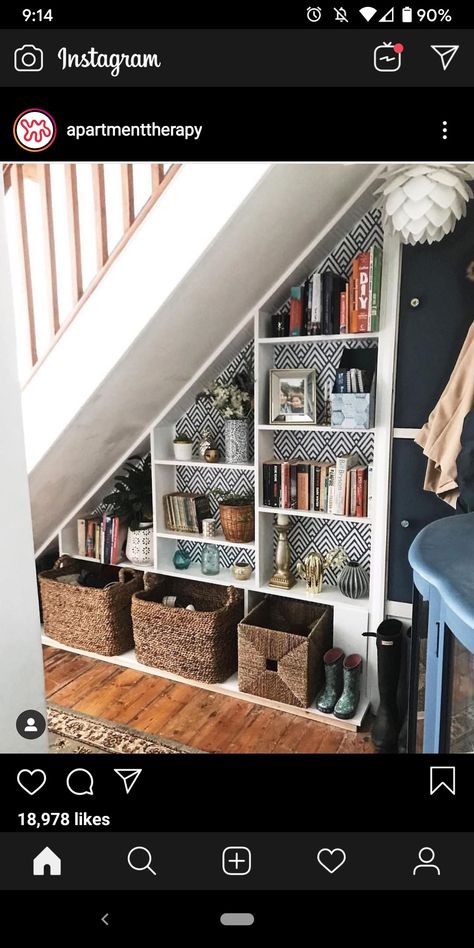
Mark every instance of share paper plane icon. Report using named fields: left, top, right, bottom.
left=114, top=768, right=142, bottom=794
left=431, top=45, right=459, bottom=71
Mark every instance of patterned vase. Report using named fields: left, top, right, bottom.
left=224, top=418, right=249, bottom=464
left=337, top=561, right=369, bottom=600
left=125, top=523, right=153, bottom=566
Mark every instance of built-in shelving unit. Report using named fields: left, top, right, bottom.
left=42, top=203, right=402, bottom=732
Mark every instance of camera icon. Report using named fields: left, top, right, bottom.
left=14, top=44, right=44, bottom=72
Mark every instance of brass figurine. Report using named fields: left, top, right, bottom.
left=268, top=514, right=295, bottom=590
left=296, top=547, right=348, bottom=594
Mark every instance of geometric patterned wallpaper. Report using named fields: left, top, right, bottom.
left=172, top=208, right=382, bottom=581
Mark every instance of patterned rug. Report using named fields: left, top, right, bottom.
left=48, top=706, right=203, bottom=754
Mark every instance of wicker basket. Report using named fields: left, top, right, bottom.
left=238, top=596, right=332, bottom=708
left=39, top=555, right=143, bottom=656
left=132, top=574, right=243, bottom=682
left=219, top=503, right=255, bottom=543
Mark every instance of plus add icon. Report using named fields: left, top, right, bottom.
left=222, top=846, right=252, bottom=876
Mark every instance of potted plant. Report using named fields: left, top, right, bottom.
left=211, top=489, right=255, bottom=543
left=100, top=454, right=153, bottom=565
left=173, top=432, right=193, bottom=461
left=196, top=366, right=253, bottom=464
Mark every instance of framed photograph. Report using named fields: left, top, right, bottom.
left=269, top=368, right=316, bottom=424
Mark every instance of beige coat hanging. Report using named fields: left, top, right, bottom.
left=415, top=321, right=474, bottom=507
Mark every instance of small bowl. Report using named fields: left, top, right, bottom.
left=231, top=563, right=253, bottom=581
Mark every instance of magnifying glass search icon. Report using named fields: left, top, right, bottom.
left=127, top=846, right=157, bottom=876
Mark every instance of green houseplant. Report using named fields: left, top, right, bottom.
left=173, top=432, right=194, bottom=461
left=100, top=454, right=153, bottom=565
left=211, top=489, right=255, bottom=544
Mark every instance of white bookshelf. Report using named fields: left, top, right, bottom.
left=49, top=220, right=401, bottom=732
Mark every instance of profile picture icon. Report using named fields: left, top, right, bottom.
left=13, top=108, right=57, bottom=152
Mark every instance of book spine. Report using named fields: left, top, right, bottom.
left=350, top=257, right=359, bottom=333
left=368, top=246, right=374, bottom=332
left=281, top=461, right=290, bottom=509
left=327, top=465, right=336, bottom=514
left=350, top=469, right=357, bottom=517
left=111, top=517, right=120, bottom=565
left=335, top=370, right=346, bottom=393
left=262, top=464, right=269, bottom=506
left=356, top=468, right=367, bottom=517
left=77, top=518, right=86, bottom=556
left=339, top=290, right=347, bottom=334
left=304, top=278, right=313, bottom=335
left=356, top=251, right=370, bottom=332
left=94, top=523, right=101, bottom=560
left=100, top=518, right=106, bottom=563
left=371, top=245, right=383, bottom=331
left=289, top=287, right=303, bottom=336
left=290, top=464, right=298, bottom=508
left=297, top=465, right=309, bottom=510
left=310, top=273, right=322, bottom=334
left=367, top=463, right=374, bottom=518
left=272, top=463, right=281, bottom=507
left=322, top=272, right=332, bottom=335
left=86, top=520, right=95, bottom=557
left=103, top=516, right=113, bottom=564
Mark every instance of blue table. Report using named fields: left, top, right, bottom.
left=408, top=513, right=474, bottom=753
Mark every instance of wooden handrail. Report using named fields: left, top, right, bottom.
left=3, top=162, right=180, bottom=380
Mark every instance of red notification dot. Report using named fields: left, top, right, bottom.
left=393, top=43, right=404, bottom=54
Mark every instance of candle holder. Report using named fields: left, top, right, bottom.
left=268, top=514, right=295, bottom=590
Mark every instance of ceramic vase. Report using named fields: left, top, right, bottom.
left=337, top=561, right=369, bottom=600
left=125, top=523, right=153, bottom=566
left=224, top=418, right=248, bottom=464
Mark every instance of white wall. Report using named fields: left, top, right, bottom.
left=0, top=188, right=48, bottom=752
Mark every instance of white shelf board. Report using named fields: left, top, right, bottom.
left=258, top=424, right=374, bottom=432
left=156, top=529, right=255, bottom=549
left=259, top=333, right=378, bottom=344
left=42, top=635, right=369, bottom=732
left=153, top=560, right=257, bottom=589
left=258, top=505, right=371, bottom=524
left=61, top=553, right=152, bottom=572
left=260, top=578, right=369, bottom=611
left=155, top=459, right=255, bottom=471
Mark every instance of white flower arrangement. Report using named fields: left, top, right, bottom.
left=198, top=381, right=252, bottom=420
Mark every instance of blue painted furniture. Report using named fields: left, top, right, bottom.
left=408, top=513, right=474, bottom=753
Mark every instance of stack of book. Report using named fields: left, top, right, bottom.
left=334, top=366, right=371, bottom=394
left=262, top=454, right=372, bottom=517
left=77, top=516, right=127, bottom=564
left=163, top=492, right=212, bottom=533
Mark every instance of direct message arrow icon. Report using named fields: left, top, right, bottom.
left=114, top=768, right=142, bottom=794
left=431, top=45, right=459, bottom=71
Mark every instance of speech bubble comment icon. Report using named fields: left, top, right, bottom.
left=66, top=768, right=94, bottom=796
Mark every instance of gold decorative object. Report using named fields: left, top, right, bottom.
left=268, top=514, right=295, bottom=590
left=296, top=547, right=348, bottom=595
left=204, top=447, right=220, bottom=463
left=231, top=562, right=253, bottom=581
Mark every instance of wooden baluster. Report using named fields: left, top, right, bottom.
left=64, top=164, right=83, bottom=304
left=151, top=164, right=164, bottom=192
left=11, top=164, right=37, bottom=366
left=92, top=164, right=108, bottom=269
left=121, top=164, right=135, bottom=232
left=39, top=165, right=60, bottom=337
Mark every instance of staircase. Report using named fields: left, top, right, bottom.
left=3, top=162, right=382, bottom=552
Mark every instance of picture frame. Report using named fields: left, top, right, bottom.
left=269, top=368, right=317, bottom=424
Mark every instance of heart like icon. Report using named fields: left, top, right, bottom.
left=317, top=848, right=346, bottom=874
left=17, top=769, right=47, bottom=796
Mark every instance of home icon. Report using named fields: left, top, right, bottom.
left=33, top=846, right=61, bottom=876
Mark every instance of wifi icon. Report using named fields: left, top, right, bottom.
left=359, top=6, right=378, bottom=20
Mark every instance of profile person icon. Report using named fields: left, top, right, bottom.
left=24, top=717, right=38, bottom=733
left=413, top=847, right=440, bottom=876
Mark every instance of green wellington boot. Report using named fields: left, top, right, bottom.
left=316, top=648, right=345, bottom=713
left=334, top=654, right=362, bottom=720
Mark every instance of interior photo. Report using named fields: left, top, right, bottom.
left=2, top=161, right=474, bottom=756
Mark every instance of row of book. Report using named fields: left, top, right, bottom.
left=77, top=516, right=127, bottom=564
left=334, top=367, right=372, bottom=394
left=262, top=454, right=373, bottom=518
left=163, top=492, right=211, bottom=533
left=287, top=243, right=382, bottom=336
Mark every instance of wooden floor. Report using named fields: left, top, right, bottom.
left=43, top=646, right=374, bottom=754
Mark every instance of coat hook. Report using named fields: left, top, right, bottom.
left=410, top=298, right=420, bottom=308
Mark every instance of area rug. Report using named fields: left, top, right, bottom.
left=47, top=705, right=204, bottom=755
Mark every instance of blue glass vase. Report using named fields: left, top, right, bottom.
left=173, top=549, right=191, bottom=570
left=201, top=543, right=220, bottom=576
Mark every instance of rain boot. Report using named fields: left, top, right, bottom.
left=316, top=648, right=344, bottom=713
left=371, top=619, right=403, bottom=752
left=334, top=654, right=363, bottom=719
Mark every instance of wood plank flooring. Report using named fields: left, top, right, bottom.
left=44, top=646, right=374, bottom=754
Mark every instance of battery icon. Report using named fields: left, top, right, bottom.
left=402, top=6, right=413, bottom=20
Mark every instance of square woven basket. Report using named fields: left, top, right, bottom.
left=38, top=555, right=143, bottom=656
left=132, top=574, right=243, bottom=682
left=238, top=596, right=333, bottom=708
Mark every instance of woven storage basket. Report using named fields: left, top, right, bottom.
left=132, top=574, right=243, bottom=682
left=238, top=596, right=332, bottom=708
left=39, top=555, right=143, bottom=656
left=219, top=503, right=255, bottom=543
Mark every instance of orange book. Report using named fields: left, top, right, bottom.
left=350, top=257, right=359, bottom=333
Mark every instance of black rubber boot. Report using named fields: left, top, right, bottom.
left=371, top=619, right=403, bottom=753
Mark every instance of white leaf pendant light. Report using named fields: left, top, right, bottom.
left=375, top=164, right=474, bottom=244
